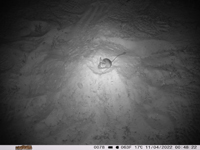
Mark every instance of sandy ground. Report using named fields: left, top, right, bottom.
left=0, top=0, right=200, bottom=145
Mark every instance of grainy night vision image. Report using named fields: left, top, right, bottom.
left=0, top=0, right=200, bottom=145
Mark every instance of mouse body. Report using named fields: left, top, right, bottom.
left=98, top=52, right=126, bottom=69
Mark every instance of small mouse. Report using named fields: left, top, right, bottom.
left=98, top=52, right=126, bottom=69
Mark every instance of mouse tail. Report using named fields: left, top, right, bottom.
left=112, top=52, right=126, bottom=62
